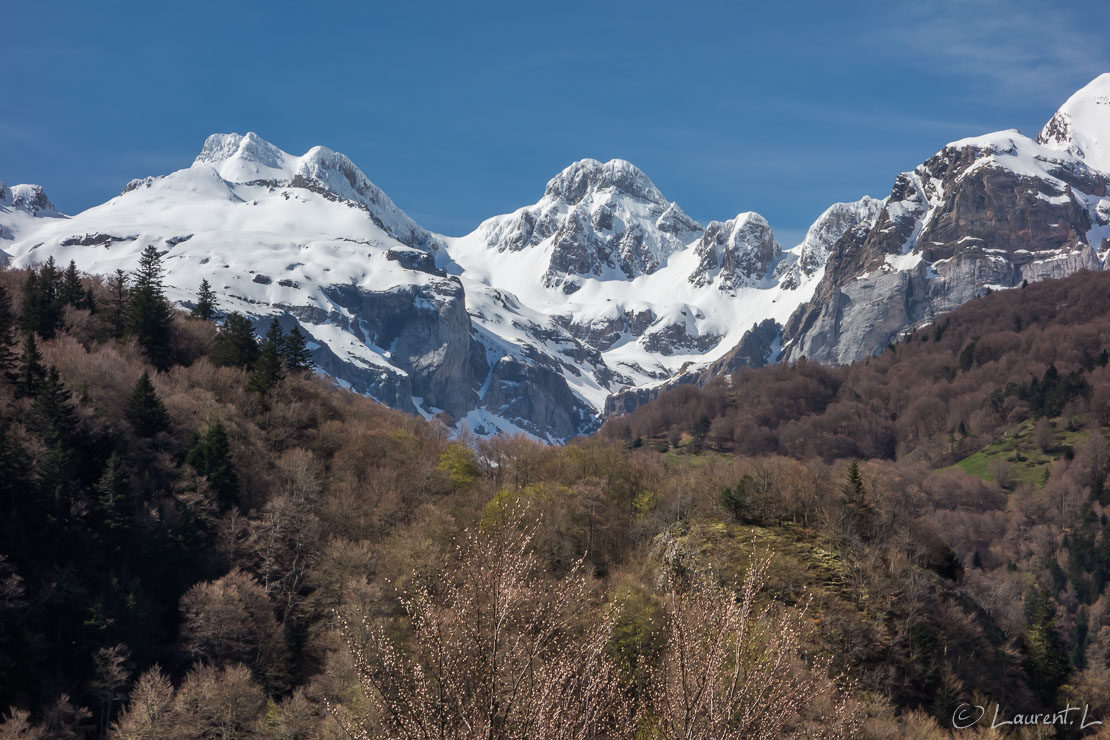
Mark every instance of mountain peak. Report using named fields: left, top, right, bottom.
left=187, top=132, right=439, bottom=252
left=193, top=131, right=294, bottom=182
left=1037, top=73, right=1110, bottom=173
left=544, top=158, right=666, bottom=205
left=1, top=182, right=58, bottom=216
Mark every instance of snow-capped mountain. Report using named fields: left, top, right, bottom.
left=3, top=142, right=828, bottom=439
left=446, top=159, right=832, bottom=405
left=5, top=74, right=1109, bottom=440
left=782, top=74, right=1110, bottom=365
left=0, top=181, right=65, bottom=263
left=7, top=135, right=498, bottom=428
left=469, top=158, right=702, bottom=292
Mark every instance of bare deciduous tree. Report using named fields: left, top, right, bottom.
left=179, top=569, right=290, bottom=692
left=644, top=555, right=851, bottom=739
left=332, top=513, right=631, bottom=739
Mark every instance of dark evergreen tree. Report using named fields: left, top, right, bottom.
left=18, top=266, right=63, bottom=339
left=105, top=270, right=129, bottom=340
left=14, top=332, right=45, bottom=399
left=35, top=443, right=76, bottom=518
left=0, top=421, right=31, bottom=522
left=127, top=246, right=174, bottom=371
left=93, top=453, right=132, bottom=560
left=0, top=285, right=17, bottom=380
left=191, top=278, right=217, bottom=321
left=843, top=460, right=864, bottom=500
left=957, top=338, right=978, bottom=373
left=1022, top=586, right=1070, bottom=702
left=282, top=323, right=314, bottom=372
left=28, top=366, right=79, bottom=447
left=185, top=421, right=239, bottom=508
left=247, top=334, right=284, bottom=395
left=841, top=460, right=875, bottom=540
left=60, top=260, right=83, bottom=307
left=82, top=286, right=97, bottom=313
left=125, top=371, right=172, bottom=438
left=263, top=317, right=284, bottom=348
left=692, top=415, right=711, bottom=443
left=213, top=312, right=259, bottom=369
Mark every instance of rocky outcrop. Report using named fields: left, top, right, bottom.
left=1, top=181, right=65, bottom=249
left=474, top=158, right=703, bottom=289
left=689, top=213, right=780, bottom=293
left=556, top=308, right=657, bottom=352
left=322, top=279, right=483, bottom=419
left=777, top=196, right=883, bottom=289
left=782, top=124, right=1110, bottom=365
left=706, top=318, right=781, bottom=375
left=483, top=356, right=598, bottom=439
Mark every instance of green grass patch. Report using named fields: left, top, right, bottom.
left=948, top=418, right=1088, bottom=487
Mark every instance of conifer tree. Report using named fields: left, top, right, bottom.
left=17, top=270, right=41, bottom=336
left=18, top=267, right=63, bottom=339
left=60, top=260, right=83, bottom=307
left=843, top=460, right=864, bottom=500
left=0, top=420, right=31, bottom=508
left=841, top=459, right=875, bottom=541
left=28, top=366, right=79, bottom=447
left=0, top=285, right=17, bottom=380
left=36, top=443, right=76, bottom=514
left=1022, top=585, right=1070, bottom=701
left=94, top=453, right=132, bottom=548
left=247, top=335, right=284, bottom=395
left=185, top=422, right=239, bottom=508
left=125, top=371, right=172, bottom=438
left=263, top=317, right=283, bottom=348
left=282, top=324, right=314, bottom=372
left=213, top=313, right=259, bottom=369
left=105, top=270, right=129, bottom=340
left=127, top=246, right=174, bottom=371
left=191, top=279, right=217, bottom=321
left=15, top=333, right=45, bottom=399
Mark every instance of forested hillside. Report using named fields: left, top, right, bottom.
left=2, top=258, right=1109, bottom=737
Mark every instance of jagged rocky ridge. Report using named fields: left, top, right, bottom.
left=781, top=74, right=1110, bottom=365
left=4, top=75, right=1110, bottom=439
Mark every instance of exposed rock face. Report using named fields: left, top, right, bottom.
left=602, top=372, right=701, bottom=418
left=555, top=308, right=656, bottom=352
left=640, top=314, right=722, bottom=355
left=602, top=317, right=781, bottom=417
left=782, top=117, right=1110, bottom=365
left=474, top=158, right=703, bottom=289
left=483, top=357, right=597, bottom=440
left=0, top=181, right=65, bottom=256
left=5, top=184, right=57, bottom=216
left=689, top=213, right=780, bottom=293
left=777, top=196, right=884, bottom=290
left=322, top=279, right=483, bottom=419
left=706, top=318, right=782, bottom=375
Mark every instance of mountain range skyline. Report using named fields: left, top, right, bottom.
left=6, top=0, right=1110, bottom=246
left=5, top=71, right=1110, bottom=441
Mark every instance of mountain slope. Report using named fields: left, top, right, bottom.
left=447, top=159, right=845, bottom=401
left=6, top=75, right=1109, bottom=440
left=0, top=180, right=65, bottom=263
left=781, top=75, right=1110, bottom=365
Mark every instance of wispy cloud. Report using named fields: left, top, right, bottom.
left=885, top=0, right=1110, bottom=105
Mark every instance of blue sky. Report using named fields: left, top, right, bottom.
left=4, top=0, right=1109, bottom=245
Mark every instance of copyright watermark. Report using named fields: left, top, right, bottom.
left=953, top=702, right=1102, bottom=730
